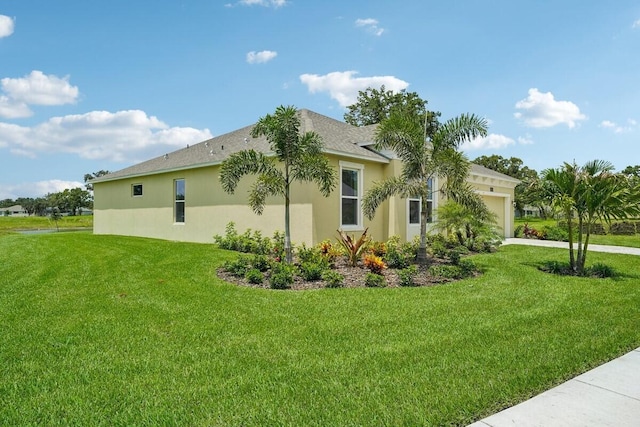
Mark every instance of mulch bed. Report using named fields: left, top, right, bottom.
left=217, top=257, right=469, bottom=290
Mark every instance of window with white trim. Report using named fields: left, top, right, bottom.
left=340, top=162, right=363, bottom=229
left=174, top=179, right=185, bottom=223
left=408, top=178, right=434, bottom=224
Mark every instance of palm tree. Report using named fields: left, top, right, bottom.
left=219, top=105, right=337, bottom=263
left=362, top=109, right=488, bottom=264
left=542, top=160, right=640, bottom=274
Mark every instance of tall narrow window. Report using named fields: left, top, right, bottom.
left=174, top=179, right=185, bottom=223
left=408, top=178, right=434, bottom=225
left=340, top=162, right=363, bottom=229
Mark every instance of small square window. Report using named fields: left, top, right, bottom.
left=132, top=184, right=143, bottom=197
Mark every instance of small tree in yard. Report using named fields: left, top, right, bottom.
left=362, top=107, right=488, bottom=265
left=219, top=105, right=337, bottom=264
left=542, top=160, right=640, bottom=275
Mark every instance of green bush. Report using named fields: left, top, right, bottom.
left=539, top=260, right=572, bottom=275
left=299, top=261, right=326, bottom=281
left=587, top=263, right=616, bottom=278
left=214, top=222, right=274, bottom=254
left=428, top=265, right=465, bottom=280
left=383, top=236, right=415, bottom=269
left=222, top=255, right=251, bottom=277
left=269, top=263, right=296, bottom=289
left=322, top=270, right=344, bottom=288
left=245, top=268, right=264, bottom=284
left=398, top=265, right=418, bottom=287
left=458, top=258, right=477, bottom=276
left=364, top=272, right=386, bottom=288
left=540, top=225, right=569, bottom=242
left=447, top=249, right=461, bottom=265
left=251, top=254, right=271, bottom=272
left=610, top=221, right=636, bottom=235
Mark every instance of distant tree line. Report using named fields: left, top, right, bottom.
left=1, top=170, right=110, bottom=216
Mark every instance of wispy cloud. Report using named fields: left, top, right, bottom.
left=514, top=88, right=586, bottom=129
left=355, top=18, right=385, bottom=36
left=0, top=70, right=79, bottom=118
left=632, top=19, right=640, bottom=29
left=0, top=15, right=14, bottom=38
left=600, top=119, right=637, bottom=133
left=246, top=50, right=278, bottom=64
left=300, top=71, right=408, bottom=107
left=227, top=0, right=287, bottom=8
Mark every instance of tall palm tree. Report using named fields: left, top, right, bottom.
left=219, top=106, right=337, bottom=263
left=543, top=160, right=640, bottom=274
left=362, top=109, right=488, bottom=264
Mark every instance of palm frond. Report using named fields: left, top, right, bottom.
left=433, top=113, right=488, bottom=150
left=219, top=150, right=277, bottom=194
left=362, top=177, right=410, bottom=220
left=248, top=171, right=285, bottom=215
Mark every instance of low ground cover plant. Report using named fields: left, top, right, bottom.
left=216, top=223, right=487, bottom=289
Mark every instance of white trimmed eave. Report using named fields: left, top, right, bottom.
left=468, top=171, right=520, bottom=189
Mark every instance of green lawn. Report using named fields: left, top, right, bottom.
left=1, top=233, right=639, bottom=426
left=0, top=215, right=93, bottom=234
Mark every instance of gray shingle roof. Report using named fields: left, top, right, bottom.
left=94, top=109, right=387, bottom=183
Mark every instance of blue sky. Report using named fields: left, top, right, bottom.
left=1, top=0, right=639, bottom=199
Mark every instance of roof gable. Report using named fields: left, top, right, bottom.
left=94, top=109, right=387, bottom=183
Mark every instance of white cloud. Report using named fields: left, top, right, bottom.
left=236, top=0, right=287, bottom=7
left=355, top=18, right=385, bottom=36
left=600, top=119, right=637, bottom=134
left=299, top=71, right=409, bottom=108
left=246, top=50, right=277, bottom=64
left=0, top=15, right=14, bottom=38
left=518, top=134, right=534, bottom=145
left=514, top=88, right=586, bottom=129
left=461, top=134, right=515, bottom=151
left=0, top=110, right=213, bottom=162
left=633, top=19, right=640, bottom=29
left=1, top=70, right=79, bottom=106
left=0, top=96, right=31, bottom=119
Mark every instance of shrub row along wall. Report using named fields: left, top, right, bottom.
left=557, top=220, right=640, bottom=235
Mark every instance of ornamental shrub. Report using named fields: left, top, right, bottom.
left=363, top=254, right=387, bottom=274
left=245, top=268, right=264, bottom=284
left=322, top=270, right=344, bottom=288
left=398, top=265, right=419, bottom=287
left=364, top=272, right=386, bottom=288
left=299, top=261, right=326, bottom=281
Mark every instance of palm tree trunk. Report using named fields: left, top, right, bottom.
left=566, top=211, right=576, bottom=272
left=284, top=184, right=292, bottom=264
left=417, top=194, right=429, bottom=265
left=576, top=217, right=584, bottom=274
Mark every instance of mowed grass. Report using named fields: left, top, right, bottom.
left=1, top=233, right=639, bottom=426
left=0, top=215, right=93, bottom=234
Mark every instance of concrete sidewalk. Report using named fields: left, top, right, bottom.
left=469, top=348, right=640, bottom=427
left=469, top=238, right=640, bottom=426
left=502, top=237, right=640, bottom=256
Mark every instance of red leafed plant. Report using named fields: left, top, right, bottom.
left=336, top=228, right=370, bottom=267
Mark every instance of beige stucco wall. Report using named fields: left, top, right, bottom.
left=94, top=156, right=396, bottom=246
left=94, top=157, right=517, bottom=245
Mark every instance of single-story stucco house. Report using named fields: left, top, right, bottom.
left=92, top=109, right=519, bottom=245
left=2, top=205, right=28, bottom=217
